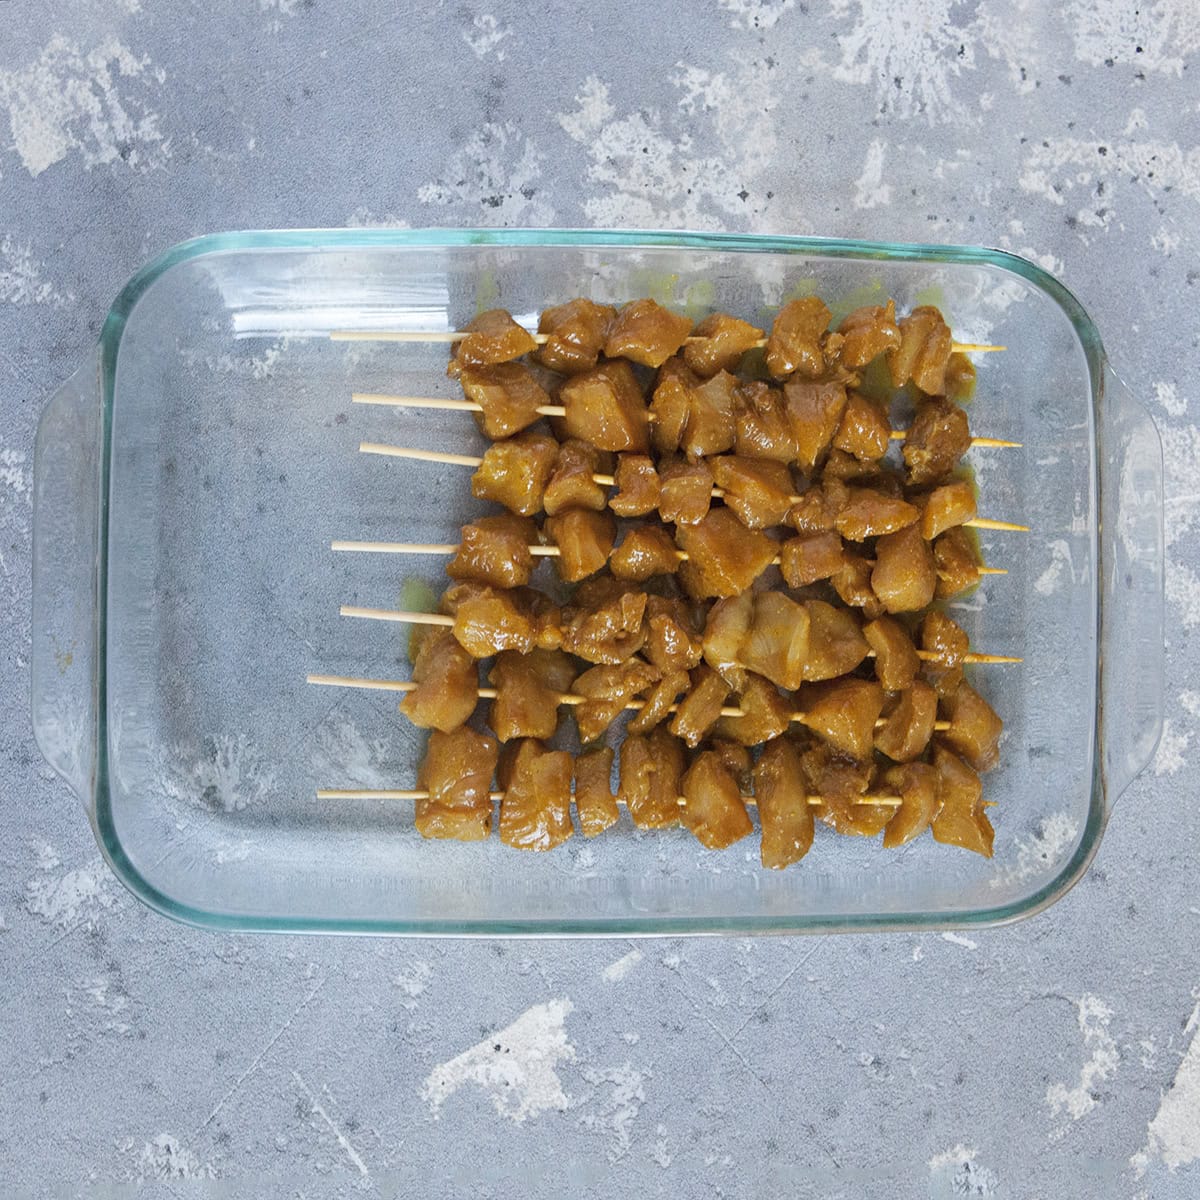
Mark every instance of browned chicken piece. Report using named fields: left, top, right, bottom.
left=832, top=391, right=891, bottom=461
left=643, top=595, right=703, bottom=673
left=874, top=681, right=937, bottom=762
left=940, top=679, right=1003, bottom=772
left=611, top=526, right=681, bottom=582
left=919, top=479, right=976, bottom=539
left=783, top=379, right=848, bottom=471
left=820, top=449, right=881, bottom=482
left=545, top=509, right=615, bottom=583
left=604, top=299, right=693, bottom=368
left=452, top=588, right=538, bottom=657
left=681, top=751, right=754, bottom=850
left=682, top=370, right=738, bottom=456
left=560, top=588, right=647, bottom=664
left=619, top=728, right=683, bottom=829
left=933, top=527, right=982, bottom=598
left=834, top=487, right=919, bottom=541
left=669, top=665, right=731, bottom=748
left=754, top=737, right=814, bottom=868
left=610, top=454, right=661, bottom=517
left=559, top=359, right=650, bottom=452
left=742, top=592, right=810, bottom=690
left=451, top=361, right=550, bottom=439
left=930, top=742, right=993, bottom=856
left=734, top=380, right=799, bottom=463
left=649, top=357, right=696, bottom=454
left=574, top=746, right=619, bottom=837
left=628, top=668, right=690, bottom=735
left=399, top=628, right=479, bottom=732
left=572, top=658, right=660, bottom=744
left=787, top=479, right=847, bottom=534
left=499, top=739, right=574, bottom=851
left=471, top=432, right=560, bottom=516
left=803, top=600, right=870, bottom=681
left=800, top=677, right=885, bottom=760
left=453, top=308, right=538, bottom=367
left=888, top=305, right=952, bottom=395
left=544, top=439, right=609, bottom=515
left=837, top=300, right=902, bottom=368
left=683, top=312, right=764, bottom=376
left=659, top=457, right=715, bottom=526
left=765, top=297, right=832, bottom=379
left=714, top=674, right=794, bottom=747
left=712, top=456, right=795, bottom=530
left=448, top=514, right=538, bottom=589
left=863, top=616, right=920, bottom=691
left=800, top=740, right=889, bottom=837
left=920, top=610, right=969, bottom=696
left=534, top=298, right=616, bottom=374
left=872, top=523, right=936, bottom=613
left=780, top=531, right=845, bottom=587
left=415, top=726, right=499, bottom=841
left=881, top=761, right=940, bottom=849
left=944, top=351, right=976, bottom=402
left=903, top=397, right=971, bottom=485
left=710, top=739, right=754, bottom=793
left=677, top=509, right=778, bottom=599
left=701, top=592, right=753, bottom=691
left=831, top=549, right=885, bottom=620
left=487, top=648, right=575, bottom=742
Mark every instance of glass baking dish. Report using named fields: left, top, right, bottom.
left=30, top=229, right=1163, bottom=935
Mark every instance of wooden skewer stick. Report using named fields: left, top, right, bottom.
left=335, top=606, right=1023, bottom=665
left=316, top=786, right=904, bottom=809
left=330, top=330, right=1006, bottom=355
left=305, top=671, right=955, bottom=731
left=352, top=398, right=1022, bottom=451
left=330, top=538, right=1009, bottom=575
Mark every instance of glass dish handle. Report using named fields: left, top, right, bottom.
left=30, top=351, right=103, bottom=810
left=1098, top=362, right=1165, bottom=803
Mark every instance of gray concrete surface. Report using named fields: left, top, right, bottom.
left=2, top=2, right=1199, bottom=1197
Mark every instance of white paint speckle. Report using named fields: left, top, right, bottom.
left=0, top=35, right=169, bottom=177
left=394, top=960, right=432, bottom=1010
left=462, top=14, right=511, bottom=60
left=941, top=932, right=978, bottom=950
left=0, top=236, right=72, bottom=306
left=154, top=733, right=276, bottom=814
left=577, top=1063, right=647, bottom=1163
left=1154, top=380, right=1186, bottom=418
left=1133, top=995, right=1200, bottom=1172
left=853, top=140, right=893, bottom=209
left=1, top=448, right=31, bottom=499
left=928, top=1144, right=998, bottom=1196
left=1019, top=137, right=1200, bottom=206
left=1034, top=539, right=1074, bottom=596
left=1067, top=0, right=1200, bottom=76
left=138, top=1135, right=214, bottom=1182
left=1046, top=995, right=1119, bottom=1130
left=602, top=949, right=643, bottom=984
left=717, top=0, right=794, bottom=30
left=24, top=855, right=116, bottom=929
left=422, top=999, right=575, bottom=1123
left=649, top=1123, right=672, bottom=1167
left=992, top=813, right=1080, bottom=889
left=1154, top=720, right=1191, bottom=776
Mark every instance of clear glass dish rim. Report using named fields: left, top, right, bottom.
left=92, top=227, right=1107, bottom=936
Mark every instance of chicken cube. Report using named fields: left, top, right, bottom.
left=754, top=737, right=814, bottom=868
left=888, top=305, right=952, bottom=395
left=873, top=681, right=937, bottom=762
left=680, top=752, right=753, bottom=850
left=800, top=741, right=889, bottom=837
left=919, top=479, right=977, bottom=539
left=415, top=726, right=499, bottom=841
left=834, top=487, right=919, bottom=541
left=702, top=592, right=754, bottom=692
left=399, top=628, right=479, bottom=732
left=487, top=648, right=575, bottom=742
left=871, top=523, right=936, bottom=613
left=832, top=391, right=891, bottom=461
left=534, top=298, right=615, bottom=374
left=837, top=301, right=902, bottom=368
left=710, top=739, right=754, bottom=794
left=543, top=439, right=608, bottom=515
left=544, top=509, right=615, bottom=583
left=643, top=596, right=703, bottom=672
left=560, top=589, right=647, bottom=664
left=881, top=761, right=939, bottom=849
left=712, top=456, right=796, bottom=530
left=903, top=397, right=971, bottom=485
left=447, top=514, right=538, bottom=589
left=920, top=611, right=969, bottom=696
left=940, top=679, right=1004, bottom=772
left=783, top=379, right=848, bottom=471
left=733, top=380, right=799, bottom=463
left=453, top=308, right=537, bottom=367
left=659, top=458, right=715, bottom=526
left=604, top=299, right=693, bottom=367
left=831, top=549, right=885, bottom=620
left=499, top=740, right=574, bottom=851
left=628, top=668, right=690, bottom=735
left=610, top=526, right=681, bottom=582
left=609, top=454, right=661, bottom=518
left=683, top=312, right=764, bottom=376
left=452, top=588, right=537, bottom=657
left=933, top=527, right=982, bottom=598
left=930, top=742, right=994, bottom=857
left=681, top=370, right=738, bottom=456
left=471, top=432, right=560, bottom=516
left=863, top=616, right=920, bottom=691
left=619, top=728, right=683, bottom=829
left=649, top=357, right=696, bottom=453
left=714, top=674, right=795, bottom=748
left=559, top=360, right=650, bottom=452
left=574, top=746, right=619, bottom=838
left=765, top=297, right=832, bottom=379
left=677, top=509, right=778, bottom=599
left=799, top=678, right=885, bottom=760
left=741, top=592, right=810, bottom=691
left=572, top=658, right=660, bottom=744
left=803, top=600, right=870, bottom=681
left=780, top=531, right=845, bottom=587
left=787, top=479, right=847, bottom=534
left=451, top=361, right=550, bottom=439
left=669, top=665, right=731, bottom=748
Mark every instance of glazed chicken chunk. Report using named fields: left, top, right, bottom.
left=399, top=628, right=479, bottom=732
left=604, top=299, right=693, bottom=368
left=471, top=432, right=559, bottom=516
left=534, top=298, right=615, bottom=374
left=416, top=726, right=499, bottom=841
left=499, top=740, right=574, bottom=851
left=559, top=360, right=650, bottom=452
left=453, top=308, right=537, bottom=367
